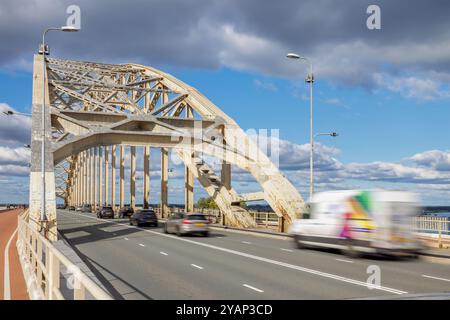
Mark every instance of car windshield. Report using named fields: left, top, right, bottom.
left=187, top=214, right=207, bottom=221
left=140, top=210, right=155, bottom=216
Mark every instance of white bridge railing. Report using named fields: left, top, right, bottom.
left=16, top=211, right=112, bottom=300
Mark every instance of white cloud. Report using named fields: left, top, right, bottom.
left=253, top=79, right=278, bottom=91
left=410, top=150, right=450, bottom=171
left=373, top=73, right=450, bottom=100
left=0, top=103, right=31, bottom=145
left=0, top=146, right=30, bottom=166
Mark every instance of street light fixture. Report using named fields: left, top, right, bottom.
left=39, top=26, right=79, bottom=230
left=286, top=52, right=315, bottom=200
left=315, top=132, right=339, bottom=138
left=2, top=110, right=32, bottom=117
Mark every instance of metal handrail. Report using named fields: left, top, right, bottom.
left=17, top=211, right=112, bottom=300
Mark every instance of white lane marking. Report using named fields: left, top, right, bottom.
left=3, top=228, right=17, bottom=300
left=139, top=243, right=145, bottom=247
left=160, top=252, right=168, bottom=256
left=243, top=284, right=264, bottom=293
left=191, top=264, right=204, bottom=270
left=124, top=237, right=129, bottom=240
left=336, top=258, right=354, bottom=264
left=241, top=241, right=252, bottom=244
left=62, top=211, right=408, bottom=295
left=280, top=248, right=293, bottom=252
left=422, top=274, right=450, bottom=282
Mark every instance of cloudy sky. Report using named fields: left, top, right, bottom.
left=1, top=0, right=450, bottom=205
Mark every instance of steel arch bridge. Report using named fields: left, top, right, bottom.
left=29, top=54, right=307, bottom=240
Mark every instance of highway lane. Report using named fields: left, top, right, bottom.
left=56, top=210, right=450, bottom=299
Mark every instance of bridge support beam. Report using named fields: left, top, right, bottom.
left=161, top=148, right=169, bottom=218
left=221, top=162, right=231, bottom=190
left=111, top=145, right=116, bottom=211
left=98, top=147, right=103, bottom=209
left=130, top=146, right=136, bottom=210
left=93, top=148, right=97, bottom=211
left=185, top=155, right=194, bottom=212
left=104, top=146, right=109, bottom=206
left=83, top=151, right=87, bottom=205
left=185, top=106, right=194, bottom=212
left=29, top=54, right=57, bottom=240
left=143, top=146, right=150, bottom=209
left=119, top=145, right=125, bottom=209
left=89, top=149, right=93, bottom=208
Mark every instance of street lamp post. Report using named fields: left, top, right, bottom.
left=286, top=53, right=315, bottom=200
left=39, top=26, right=78, bottom=229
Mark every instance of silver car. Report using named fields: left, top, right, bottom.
left=164, top=212, right=210, bottom=237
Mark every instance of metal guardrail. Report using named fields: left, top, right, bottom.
left=414, top=216, right=450, bottom=248
left=414, top=216, right=450, bottom=234
left=16, top=211, right=112, bottom=300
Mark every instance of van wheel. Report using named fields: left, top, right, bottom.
left=176, top=227, right=182, bottom=237
left=294, top=235, right=306, bottom=249
left=343, top=241, right=360, bottom=258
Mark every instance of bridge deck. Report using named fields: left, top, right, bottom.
left=56, top=209, right=450, bottom=299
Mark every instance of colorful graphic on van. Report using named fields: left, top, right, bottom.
left=340, top=191, right=376, bottom=238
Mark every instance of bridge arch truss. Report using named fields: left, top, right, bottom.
left=29, top=55, right=307, bottom=240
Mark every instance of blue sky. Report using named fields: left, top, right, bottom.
left=1, top=0, right=450, bottom=206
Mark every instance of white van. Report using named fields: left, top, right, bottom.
left=289, top=190, right=424, bottom=257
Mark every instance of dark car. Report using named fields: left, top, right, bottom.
left=81, top=204, right=92, bottom=213
left=130, top=209, right=158, bottom=227
left=119, top=205, right=134, bottom=218
left=97, top=206, right=114, bottom=219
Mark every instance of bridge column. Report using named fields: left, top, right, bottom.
left=130, top=146, right=136, bottom=210
left=73, top=159, right=77, bottom=206
left=119, top=145, right=125, bottom=209
left=221, top=125, right=232, bottom=191
left=161, top=148, right=169, bottom=218
left=185, top=106, right=194, bottom=212
left=221, top=163, right=231, bottom=190
left=104, top=146, right=109, bottom=206
left=29, top=54, right=57, bottom=240
left=161, top=92, right=169, bottom=218
left=111, top=145, right=116, bottom=211
left=77, top=157, right=81, bottom=206
left=84, top=150, right=87, bottom=205
left=89, top=148, right=93, bottom=207
left=93, top=147, right=97, bottom=211
left=81, top=151, right=84, bottom=204
left=143, top=146, right=150, bottom=209
left=98, top=147, right=103, bottom=208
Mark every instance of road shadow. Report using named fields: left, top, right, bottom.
left=58, top=231, right=153, bottom=300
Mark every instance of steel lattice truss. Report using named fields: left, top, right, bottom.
left=45, top=57, right=307, bottom=227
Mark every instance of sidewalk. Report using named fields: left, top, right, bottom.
left=0, top=209, right=28, bottom=300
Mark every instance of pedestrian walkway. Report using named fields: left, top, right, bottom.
left=0, top=209, right=28, bottom=300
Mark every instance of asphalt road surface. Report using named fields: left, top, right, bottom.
left=56, top=209, right=450, bottom=299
